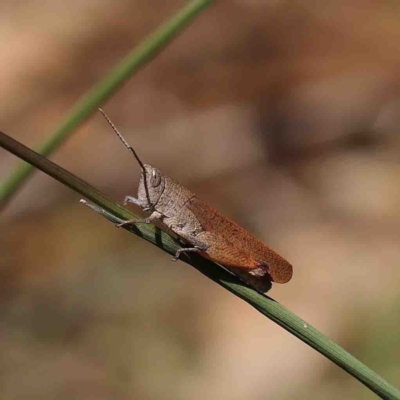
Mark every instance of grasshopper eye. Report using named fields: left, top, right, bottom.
left=150, top=169, right=161, bottom=187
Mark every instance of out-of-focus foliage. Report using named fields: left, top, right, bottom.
left=1, top=1, right=400, bottom=399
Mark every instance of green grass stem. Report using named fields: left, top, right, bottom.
left=1, top=130, right=399, bottom=400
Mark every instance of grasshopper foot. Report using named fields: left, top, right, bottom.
left=116, top=218, right=150, bottom=228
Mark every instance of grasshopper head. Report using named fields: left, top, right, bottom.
left=137, top=164, right=166, bottom=210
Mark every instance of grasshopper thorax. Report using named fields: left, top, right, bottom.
left=137, top=164, right=166, bottom=210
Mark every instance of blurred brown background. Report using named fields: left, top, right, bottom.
left=1, top=1, right=400, bottom=399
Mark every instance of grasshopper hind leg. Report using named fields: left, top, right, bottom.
left=172, top=246, right=202, bottom=261
left=172, top=233, right=209, bottom=262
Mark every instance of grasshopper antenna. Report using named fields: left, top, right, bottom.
left=98, top=108, right=146, bottom=171
left=98, top=108, right=153, bottom=210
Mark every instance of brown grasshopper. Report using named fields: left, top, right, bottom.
left=99, top=109, right=293, bottom=293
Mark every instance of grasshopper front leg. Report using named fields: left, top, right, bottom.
left=123, top=195, right=141, bottom=207
left=123, top=195, right=152, bottom=211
